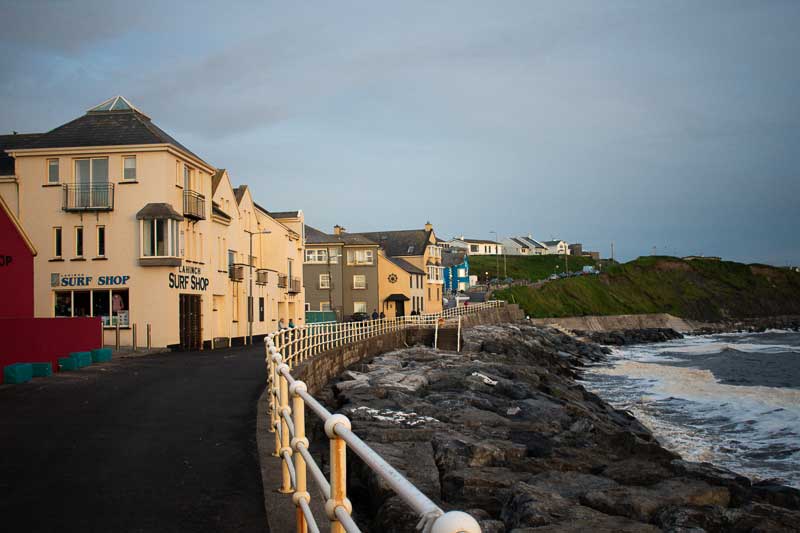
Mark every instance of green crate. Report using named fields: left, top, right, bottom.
left=69, top=352, right=92, bottom=368
left=31, top=362, right=53, bottom=377
left=4, top=363, right=33, bottom=384
left=58, top=357, right=78, bottom=371
left=90, top=348, right=112, bottom=363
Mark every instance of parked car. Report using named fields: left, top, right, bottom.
left=548, top=274, right=559, bottom=280
left=349, top=312, right=369, bottom=322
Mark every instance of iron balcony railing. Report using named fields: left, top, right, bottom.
left=62, top=183, right=114, bottom=211
left=289, top=277, right=301, bottom=294
left=229, top=265, right=244, bottom=282
left=256, top=270, right=268, bottom=285
left=266, top=300, right=504, bottom=533
left=278, top=274, right=288, bottom=289
left=183, top=189, right=206, bottom=220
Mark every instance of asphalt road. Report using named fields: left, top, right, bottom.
left=0, top=346, right=270, bottom=533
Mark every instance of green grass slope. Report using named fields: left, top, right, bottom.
left=494, top=256, right=800, bottom=321
left=469, top=254, right=600, bottom=282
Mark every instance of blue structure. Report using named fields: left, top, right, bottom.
left=442, top=250, right=470, bottom=294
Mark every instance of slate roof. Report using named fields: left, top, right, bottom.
left=211, top=203, right=231, bottom=221
left=233, top=185, right=247, bottom=204
left=0, top=133, right=43, bottom=175
left=18, top=97, right=207, bottom=164
left=269, top=211, right=300, bottom=219
left=136, top=202, right=183, bottom=220
left=508, top=237, right=531, bottom=249
left=543, top=240, right=565, bottom=246
left=211, top=169, right=225, bottom=194
left=386, top=256, right=425, bottom=275
left=304, top=225, right=377, bottom=246
left=353, top=229, right=431, bottom=257
left=442, top=250, right=467, bottom=267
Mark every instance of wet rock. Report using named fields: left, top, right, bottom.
left=602, top=458, right=675, bottom=486
left=670, top=460, right=751, bottom=505
left=750, top=479, right=800, bottom=510
left=441, top=467, right=531, bottom=514
left=576, top=328, right=684, bottom=345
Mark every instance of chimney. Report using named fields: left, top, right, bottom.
left=424, top=221, right=433, bottom=232
left=333, top=225, right=345, bottom=235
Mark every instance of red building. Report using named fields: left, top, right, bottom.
left=0, top=195, right=102, bottom=382
left=0, top=194, right=35, bottom=317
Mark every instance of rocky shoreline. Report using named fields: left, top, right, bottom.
left=317, top=323, right=800, bottom=532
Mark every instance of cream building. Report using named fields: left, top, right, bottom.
left=1, top=96, right=304, bottom=349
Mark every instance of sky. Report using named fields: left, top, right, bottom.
left=1, top=1, right=799, bottom=264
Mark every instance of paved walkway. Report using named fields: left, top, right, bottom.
left=0, top=346, right=269, bottom=533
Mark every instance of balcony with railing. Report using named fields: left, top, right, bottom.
left=278, top=274, right=288, bottom=288
left=183, top=189, right=206, bottom=220
left=288, top=277, right=301, bottom=293
left=256, top=270, right=268, bottom=285
left=62, top=183, right=115, bottom=211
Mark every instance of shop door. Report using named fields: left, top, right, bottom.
left=179, top=294, right=202, bottom=350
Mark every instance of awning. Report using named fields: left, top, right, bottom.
left=384, top=293, right=410, bottom=302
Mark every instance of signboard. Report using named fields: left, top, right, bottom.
left=168, top=265, right=209, bottom=291
left=51, top=273, right=130, bottom=287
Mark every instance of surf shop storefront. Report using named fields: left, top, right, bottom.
left=49, top=264, right=210, bottom=350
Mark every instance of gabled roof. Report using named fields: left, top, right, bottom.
left=304, top=225, right=377, bottom=246
left=353, top=229, right=431, bottom=257
left=386, top=256, right=425, bottom=275
left=17, top=96, right=207, bottom=166
left=0, top=133, right=43, bottom=175
left=0, top=194, right=36, bottom=255
left=211, top=169, right=226, bottom=194
left=516, top=236, right=547, bottom=249
left=136, top=203, right=183, bottom=221
left=543, top=240, right=566, bottom=246
left=269, top=211, right=300, bottom=219
left=233, top=185, right=248, bottom=204
left=508, top=237, right=530, bottom=249
left=442, top=250, right=467, bottom=267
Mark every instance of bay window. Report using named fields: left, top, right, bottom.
left=141, top=218, right=179, bottom=257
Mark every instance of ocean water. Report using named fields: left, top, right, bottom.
left=580, top=331, right=800, bottom=487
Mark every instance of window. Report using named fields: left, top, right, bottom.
left=228, top=250, right=235, bottom=270
left=54, top=289, right=129, bottom=326
left=347, top=249, right=373, bottom=265
left=470, top=245, right=479, bottom=252
left=353, top=301, right=367, bottom=314
left=53, top=227, right=62, bottom=258
left=319, top=273, right=331, bottom=289
left=141, top=219, right=179, bottom=257
left=305, top=249, right=329, bottom=263
left=123, top=156, right=136, bottom=180
left=409, top=276, right=412, bottom=288
left=428, top=287, right=431, bottom=300
left=75, top=227, right=84, bottom=257
left=457, top=268, right=466, bottom=277
left=304, top=303, right=311, bottom=312
left=353, top=274, right=366, bottom=289
left=47, top=159, right=59, bottom=183
left=75, top=157, right=108, bottom=187
left=320, top=302, right=331, bottom=312
left=97, top=226, right=105, bottom=257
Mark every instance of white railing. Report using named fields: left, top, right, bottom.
left=265, top=300, right=503, bottom=533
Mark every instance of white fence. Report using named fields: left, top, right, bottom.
left=265, top=300, right=504, bottom=533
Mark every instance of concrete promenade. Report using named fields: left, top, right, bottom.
left=0, top=346, right=269, bottom=532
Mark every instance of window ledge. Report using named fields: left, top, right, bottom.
left=92, top=256, right=108, bottom=261
left=117, top=180, right=138, bottom=185
left=103, top=326, right=131, bottom=330
left=71, top=257, right=87, bottom=262
left=42, top=183, right=61, bottom=187
left=138, top=257, right=182, bottom=267
left=48, top=258, right=64, bottom=262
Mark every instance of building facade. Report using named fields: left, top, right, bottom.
left=447, top=237, right=503, bottom=256
left=502, top=235, right=548, bottom=256
left=543, top=239, right=570, bottom=255
left=442, top=250, right=470, bottom=294
left=1, top=96, right=304, bottom=349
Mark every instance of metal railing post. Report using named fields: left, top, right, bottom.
left=115, top=320, right=121, bottom=350
left=132, top=323, right=138, bottom=351
left=325, top=415, right=352, bottom=533
left=279, top=362, right=292, bottom=493
left=291, top=380, right=309, bottom=533
left=434, top=319, right=439, bottom=349
left=146, top=323, right=152, bottom=350
left=457, top=316, right=462, bottom=352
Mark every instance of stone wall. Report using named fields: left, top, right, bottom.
left=530, top=312, right=702, bottom=333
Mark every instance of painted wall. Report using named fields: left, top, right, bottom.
left=303, top=245, right=344, bottom=317
left=0, top=203, right=34, bottom=318
left=0, top=317, right=102, bottom=383
left=341, top=245, right=379, bottom=318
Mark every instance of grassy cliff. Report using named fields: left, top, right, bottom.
left=469, top=254, right=600, bottom=282
left=494, top=256, right=800, bottom=321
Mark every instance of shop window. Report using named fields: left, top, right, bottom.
left=141, top=219, right=179, bottom=257
left=75, top=226, right=84, bottom=257
left=123, top=156, right=136, bottom=180
left=53, top=227, right=62, bottom=258
left=54, top=289, right=129, bottom=326
left=97, top=226, right=106, bottom=257
left=48, top=159, right=59, bottom=184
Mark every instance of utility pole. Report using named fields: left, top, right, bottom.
left=611, top=242, right=615, bottom=262
left=245, top=229, right=271, bottom=345
left=490, top=231, right=500, bottom=279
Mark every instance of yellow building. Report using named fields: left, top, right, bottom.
left=1, top=96, right=304, bottom=349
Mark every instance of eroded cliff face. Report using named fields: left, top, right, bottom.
left=318, top=324, right=800, bottom=532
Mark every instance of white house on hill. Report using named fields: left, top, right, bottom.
left=502, top=235, right=548, bottom=256
left=447, top=237, right=503, bottom=255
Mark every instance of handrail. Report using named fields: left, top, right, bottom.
left=264, top=301, right=503, bottom=533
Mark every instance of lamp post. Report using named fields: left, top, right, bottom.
left=245, top=229, right=271, bottom=345
left=490, top=230, right=500, bottom=280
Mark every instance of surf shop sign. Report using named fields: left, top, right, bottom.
left=51, top=273, right=130, bottom=287
left=168, top=265, right=209, bottom=291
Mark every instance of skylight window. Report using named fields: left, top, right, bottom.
left=88, top=96, right=141, bottom=114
